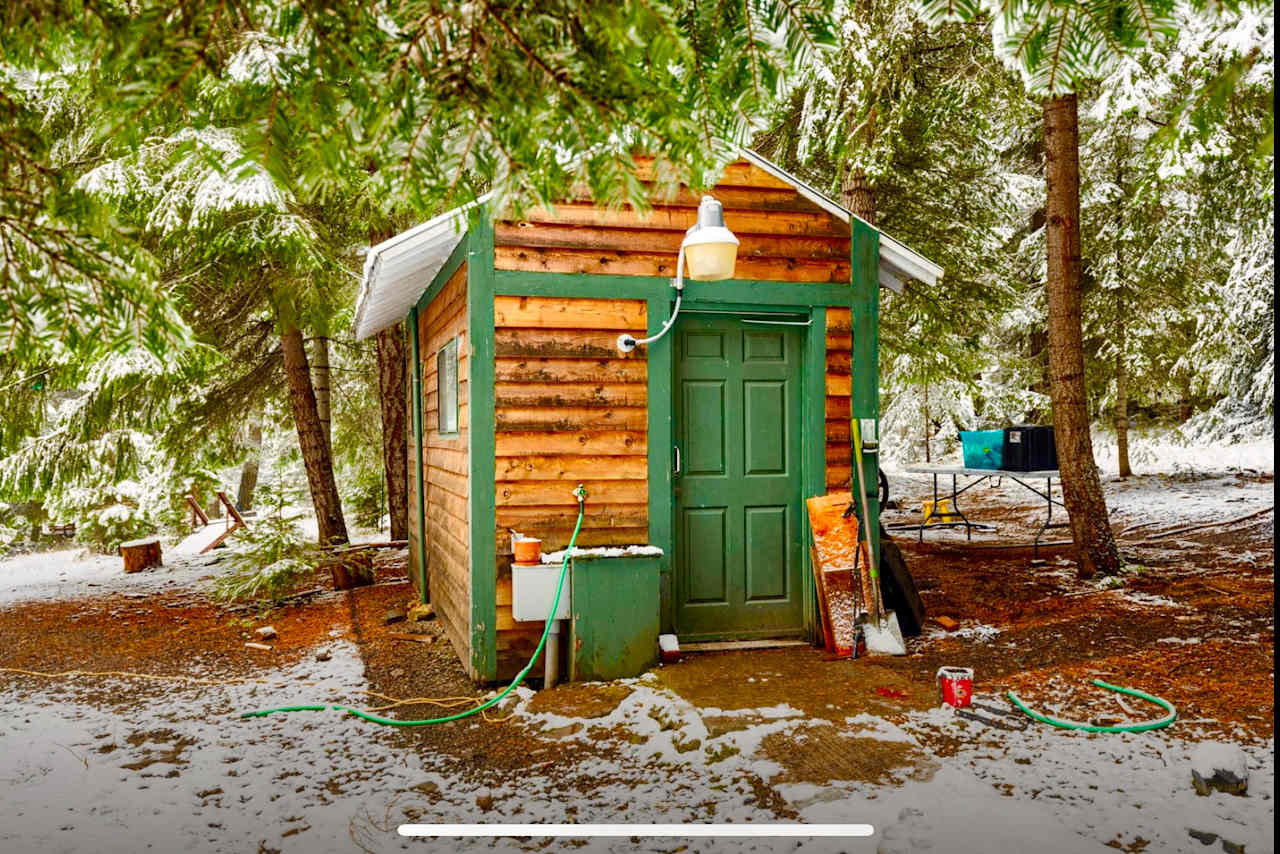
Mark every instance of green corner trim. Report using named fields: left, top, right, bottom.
left=851, top=220, right=881, bottom=568
left=409, top=307, right=428, bottom=603
left=803, top=305, right=827, bottom=642
left=645, top=293, right=676, bottom=635
left=466, top=216, right=498, bottom=681
left=417, top=235, right=469, bottom=312
left=492, top=270, right=855, bottom=306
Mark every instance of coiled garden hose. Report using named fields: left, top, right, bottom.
left=1007, top=679, right=1176, bottom=733
left=240, top=487, right=588, bottom=727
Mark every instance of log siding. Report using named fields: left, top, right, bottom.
left=825, top=306, right=854, bottom=492
left=491, top=294, right=649, bottom=678
left=494, top=160, right=853, bottom=286
left=418, top=262, right=471, bottom=669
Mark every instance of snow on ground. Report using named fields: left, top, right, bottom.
left=14, top=658, right=1259, bottom=853
left=0, top=546, right=221, bottom=606
left=882, top=433, right=1272, bottom=548
left=0, top=640, right=434, bottom=854
left=1093, top=435, right=1274, bottom=477
left=0, top=510, right=391, bottom=607
left=897, top=700, right=1275, bottom=854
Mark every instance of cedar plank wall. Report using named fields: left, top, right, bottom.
left=825, top=307, right=853, bottom=491
left=494, top=160, right=851, bottom=283
left=487, top=159, right=857, bottom=677
left=490, top=296, right=649, bottom=678
left=417, top=263, right=472, bottom=675
left=496, top=158, right=856, bottom=493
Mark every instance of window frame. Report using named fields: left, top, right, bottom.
left=436, top=336, right=460, bottom=437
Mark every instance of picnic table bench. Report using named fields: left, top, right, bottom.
left=895, top=464, right=1068, bottom=558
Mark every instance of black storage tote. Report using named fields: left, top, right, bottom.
left=1002, top=425, right=1057, bottom=472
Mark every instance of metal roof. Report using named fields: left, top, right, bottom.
left=351, top=196, right=490, bottom=342
left=353, top=153, right=943, bottom=341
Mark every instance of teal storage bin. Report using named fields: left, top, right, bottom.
left=959, top=430, right=1004, bottom=469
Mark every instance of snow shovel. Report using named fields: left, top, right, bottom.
left=850, top=418, right=906, bottom=656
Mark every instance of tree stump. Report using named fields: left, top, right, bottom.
left=120, top=537, right=163, bottom=573
left=323, top=552, right=375, bottom=591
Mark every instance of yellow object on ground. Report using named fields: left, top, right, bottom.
left=922, top=499, right=958, bottom=523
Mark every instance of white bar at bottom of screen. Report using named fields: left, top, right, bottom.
left=398, top=823, right=875, bottom=837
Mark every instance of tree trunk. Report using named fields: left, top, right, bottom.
left=281, top=325, right=349, bottom=546
left=923, top=383, right=932, bottom=463
left=376, top=322, right=410, bottom=541
left=1178, top=375, right=1194, bottom=422
left=1114, top=320, right=1131, bottom=479
left=1043, top=94, right=1121, bottom=579
left=120, top=537, right=163, bottom=573
left=237, top=420, right=262, bottom=511
left=313, top=336, right=332, bottom=455
left=840, top=167, right=877, bottom=225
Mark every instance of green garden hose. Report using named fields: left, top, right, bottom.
left=240, top=487, right=587, bottom=727
left=1007, top=679, right=1177, bottom=733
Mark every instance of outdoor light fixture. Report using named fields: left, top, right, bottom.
left=617, top=195, right=739, bottom=353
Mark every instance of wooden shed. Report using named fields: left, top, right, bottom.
left=352, top=150, right=941, bottom=683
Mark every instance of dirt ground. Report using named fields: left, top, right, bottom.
left=0, top=467, right=1273, bottom=853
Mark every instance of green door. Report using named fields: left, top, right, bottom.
left=673, top=314, right=805, bottom=640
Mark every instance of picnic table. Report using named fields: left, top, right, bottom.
left=896, top=464, right=1068, bottom=558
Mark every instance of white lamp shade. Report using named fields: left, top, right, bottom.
left=683, top=224, right=739, bottom=281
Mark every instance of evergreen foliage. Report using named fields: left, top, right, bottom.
left=0, top=0, right=1270, bottom=562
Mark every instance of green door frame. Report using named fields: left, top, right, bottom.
left=652, top=298, right=827, bottom=641
left=665, top=307, right=824, bottom=640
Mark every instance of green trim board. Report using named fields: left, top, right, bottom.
left=492, top=270, right=856, bottom=307
left=466, top=218, right=498, bottom=681
left=645, top=293, right=676, bottom=635
left=802, top=305, right=827, bottom=643
left=409, top=306, right=428, bottom=603
left=850, top=220, right=881, bottom=569
left=416, top=234, right=469, bottom=313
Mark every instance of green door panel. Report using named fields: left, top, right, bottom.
left=745, top=505, right=788, bottom=601
left=674, top=315, right=804, bottom=640
left=683, top=381, right=727, bottom=475
left=683, top=508, right=727, bottom=603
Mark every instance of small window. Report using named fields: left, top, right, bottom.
left=437, top=337, right=459, bottom=435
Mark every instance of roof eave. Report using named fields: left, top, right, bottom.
left=737, top=148, right=943, bottom=289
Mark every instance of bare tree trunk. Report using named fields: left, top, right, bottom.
left=1178, top=375, right=1194, bottom=422
left=1114, top=318, right=1131, bottom=479
left=840, top=167, right=877, bottom=225
left=313, top=336, right=332, bottom=454
left=281, top=325, right=349, bottom=546
left=1043, top=94, right=1121, bottom=579
left=923, top=383, right=932, bottom=463
left=237, top=420, right=262, bottom=511
left=376, top=322, right=409, bottom=541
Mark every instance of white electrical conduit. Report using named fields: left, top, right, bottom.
left=617, top=241, right=687, bottom=353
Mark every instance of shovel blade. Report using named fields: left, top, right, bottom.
left=864, top=611, right=906, bottom=656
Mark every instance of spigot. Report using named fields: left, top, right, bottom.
left=573, top=484, right=587, bottom=504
